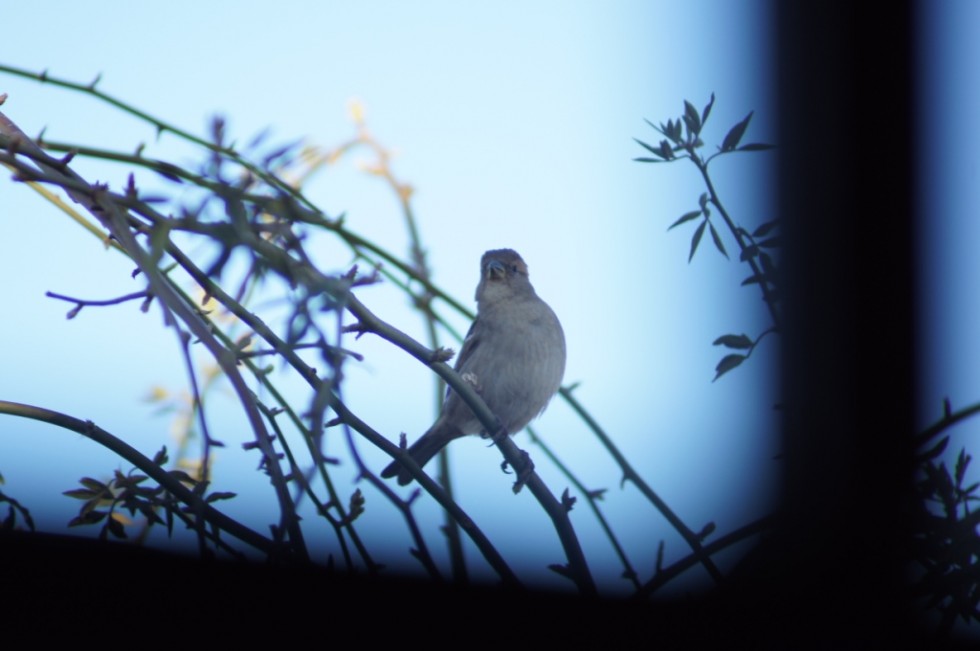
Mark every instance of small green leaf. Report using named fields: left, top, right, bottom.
left=721, top=111, right=754, bottom=151
left=152, top=165, right=185, bottom=184
left=63, top=488, right=98, bottom=500
left=955, top=449, right=971, bottom=487
left=709, top=224, right=728, bottom=258
left=107, top=516, right=127, bottom=539
left=701, top=93, right=715, bottom=126
left=205, top=491, right=237, bottom=503
left=738, top=143, right=775, bottom=152
left=168, top=469, right=197, bottom=485
left=683, top=100, right=701, bottom=137
left=633, top=137, right=665, bottom=158
left=80, top=477, right=108, bottom=493
left=713, top=334, right=753, bottom=349
left=668, top=210, right=702, bottom=230
left=740, top=245, right=760, bottom=261
left=759, top=252, right=776, bottom=275
left=752, top=221, right=778, bottom=238
left=69, top=510, right=107, bottom=527
left=684, top=100, right=700, bottom=129
left=689, top=221, right=707, bottom=262
left=713, top=354, right=746, bottom=381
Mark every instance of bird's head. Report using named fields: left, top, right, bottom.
left=475, top=248, right=534, bottom=305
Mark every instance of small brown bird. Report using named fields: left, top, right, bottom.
left=381, top=248, right=566, bottom=485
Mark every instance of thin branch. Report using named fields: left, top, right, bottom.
left=560, top=386, right=723, bottom=584
left=0, top=400, right=276, bottom=555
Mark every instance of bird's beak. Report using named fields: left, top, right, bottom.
left=486, top=259, right=507, bottom=279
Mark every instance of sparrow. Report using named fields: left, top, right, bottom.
left=381, top=248, right=566, bottom=485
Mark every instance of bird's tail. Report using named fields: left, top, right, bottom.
left=380, top=422, right=462, bottom=485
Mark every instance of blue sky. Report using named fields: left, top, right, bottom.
left=0, top=2, right=778, bottom=594
left=919, top=1, right=980, bottom=426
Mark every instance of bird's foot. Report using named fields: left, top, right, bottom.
left=499, top=448, right=534, bottom=494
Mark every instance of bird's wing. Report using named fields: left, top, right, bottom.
left=454, top=317, right=481, bottom=372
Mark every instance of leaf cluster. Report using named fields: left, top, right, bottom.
left=635, top=95, right=778, bottom=380
left=62, top=446, right=236, bottom=545
left=914, top=407, right=980, bottom=632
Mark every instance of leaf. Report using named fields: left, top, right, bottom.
left=713, top=354, right=746, bottom=381
left=738, top=143, right=775, bottom=152
left=759, top=252, right=776, bottom=275
left=633, top=157, right=669, bottom=164
left=168, top=469, right=197, bottom=485
left=80, top=477, right=109, bottom=493
left=713, top=334, right=753, bottom=349
left=709, top=223, right=728, bottom=258
left=633, top=138, right=665, bottom=159
left=63, top=488, right=98, bottom=500
left=655, top=540, right=665, bottom=573
left=152, top=166, right=184, bottom=183
left=107, top=516, right=127, bottom=539
left=701, top=93, right=715, bottom=126
left=721, top=111, right=754, bottom=151
left=741, top=274, right=764, bottom=286
left=69, top=510, right=107, bottom=527
left=205, top=491, right=237, bottom=503
left=111, top=511, right=133, bottom=526
left=668, top=210, right=702, bottom=230
left=740, top=245, right=760, bottom=261
left=758, top=236, right=781, bottom=249
left=752, top=221, right=778, bottom=238
left=689, top=220, right=707, bottom=262
left=683, top=100, right=701, bottom=137
left=152, top=446, right=168, bottom=466
left=955, top=449, right=971, bottom=487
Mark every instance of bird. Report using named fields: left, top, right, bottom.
left=381, top=248, right=566, bottom=485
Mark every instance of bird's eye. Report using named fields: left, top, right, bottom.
left=511, top=264, right=518, bottom=272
